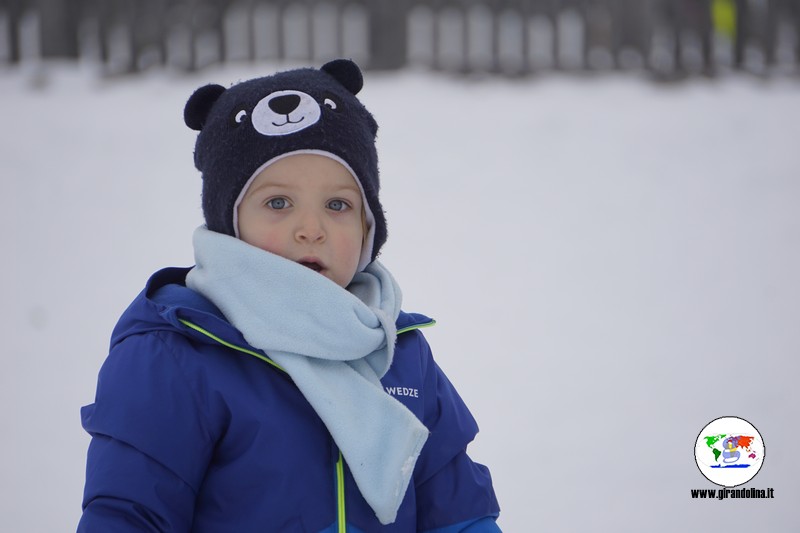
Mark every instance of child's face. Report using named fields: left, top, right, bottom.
left=237, top=153, right=365, bottom=288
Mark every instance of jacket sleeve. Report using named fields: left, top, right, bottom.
left=78, top=332, right=218, bottom=532
left=411, top=331, right=501, bottom=532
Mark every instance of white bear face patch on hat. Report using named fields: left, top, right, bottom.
left=248, top=90, right=323, bottom=136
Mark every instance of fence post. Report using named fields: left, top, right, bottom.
left=3, top=0, right=24, bottom=62
left=37, top=0, right=81, bottom=59
left=368, top=0, right=408, bottom=69
left=764, top=0, right=778, bottom=66
left=733, top=0, right=747, bottom=68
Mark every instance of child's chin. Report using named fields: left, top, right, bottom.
left=323, top=271, right=348, bottom=288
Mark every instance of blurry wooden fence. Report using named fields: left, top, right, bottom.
left=1, top=0, right=798, bottom=78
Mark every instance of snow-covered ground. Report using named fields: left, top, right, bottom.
left=2, top=61, right=799, bottom=532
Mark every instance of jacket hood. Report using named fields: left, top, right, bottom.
left=111, top=267, right=432, bottom=355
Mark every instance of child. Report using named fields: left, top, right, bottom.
left=79, top=59, right=500, bottom=532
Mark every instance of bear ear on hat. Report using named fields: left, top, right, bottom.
left=184, top=84, right=226, bottom=131
left=321, top=59, right=363, bottom=95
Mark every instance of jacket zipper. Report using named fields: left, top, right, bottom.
left=336, top=450, right=346, bottom=532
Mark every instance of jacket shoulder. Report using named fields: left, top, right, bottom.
left=396, top=310, right=435, bottom=333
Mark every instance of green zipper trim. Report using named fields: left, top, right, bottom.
left=178, top=319, right=286, bottom=373
left=336, top=451, right=346, bottom=532
left=179, top=317, right=435, bottom=371
left=397, top=319, right=436, bottom=335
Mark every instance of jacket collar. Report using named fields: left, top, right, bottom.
left=111, top=266, right=433, bottom=354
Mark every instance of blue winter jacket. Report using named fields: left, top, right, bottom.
left=79, top=267, right=500, bottom=532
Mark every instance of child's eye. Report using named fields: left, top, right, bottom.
left=266, top=197, right=289, bottom=210
left=327, top=199, right=350, bottom=212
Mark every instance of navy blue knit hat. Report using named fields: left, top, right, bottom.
left=184, top=59, right=385, bottom=270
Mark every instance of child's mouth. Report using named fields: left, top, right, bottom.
left=299, top=261, right=323, bottom=272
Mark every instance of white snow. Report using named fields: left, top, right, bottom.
left=2, top=61, right=799, bottom=531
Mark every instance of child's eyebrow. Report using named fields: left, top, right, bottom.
left=245, top=181, right=362, bottom=198
left=245, top=181, right=293, bottom=195
left=332, top=185, right=362, bottom=195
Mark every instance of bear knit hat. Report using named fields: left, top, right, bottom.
left=184, top=59, right=385, bottom=271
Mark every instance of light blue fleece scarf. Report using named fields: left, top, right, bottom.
left=185, top=226, right=429, bottom=525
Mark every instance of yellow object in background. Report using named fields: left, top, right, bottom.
left=712, top=0, right=737, bottom=38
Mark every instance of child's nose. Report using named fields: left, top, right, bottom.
left=295, top=212, right=326, bottom=243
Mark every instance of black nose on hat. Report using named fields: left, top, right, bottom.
left=269, top=94, right=301, bottom=115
